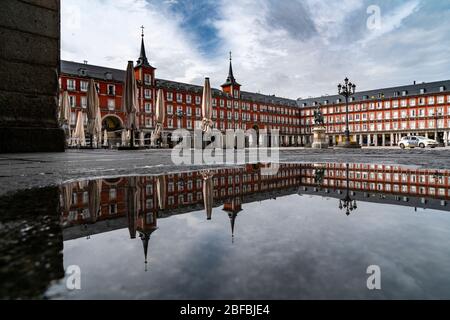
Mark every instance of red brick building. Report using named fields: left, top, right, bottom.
left=60, top=34, right=301, bottom=147
left=59, top=33, right=450, bottom=148
left=298, top=81, right=450, bottom=147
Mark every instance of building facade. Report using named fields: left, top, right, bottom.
left=59, top=34, right=450, bottom=148
left=298, top=81, right=450, bottom=147
left=60, top=34, right=301, bottom=147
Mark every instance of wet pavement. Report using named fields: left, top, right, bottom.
left=1, top=148, right=450, bottom=196
left=1, top=162, right=450, bottom=299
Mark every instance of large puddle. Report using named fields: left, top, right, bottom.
left=1, top=163, right=450, bottom=299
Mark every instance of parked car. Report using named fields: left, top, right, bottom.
left=399, top=136, right=439, bottom=149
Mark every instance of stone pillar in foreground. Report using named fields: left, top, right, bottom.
left=0, top=0, right=64, bottom=153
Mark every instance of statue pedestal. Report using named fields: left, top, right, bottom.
left=312, top=126, right=328, bottom=149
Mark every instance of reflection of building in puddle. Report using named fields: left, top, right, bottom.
left=299, top=163, right=450, bottom=215
left=60, top=163, right=450, bottom=266
left=60, top=164, right=303, bottom=264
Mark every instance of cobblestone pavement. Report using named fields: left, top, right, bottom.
left=1, top=147, right=449, bottom=195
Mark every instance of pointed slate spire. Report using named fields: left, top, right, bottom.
left=136, top=26, right=151, bottom=68
left=222, top=51, right=240, bottom=87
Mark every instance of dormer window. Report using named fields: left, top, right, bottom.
left=362, top=95, right=368, bottom=101
left=393, top=91, right=399, bottom=97
left=420, top=88, right=426, bottom=94
left=104, top=72, right=113, bottom=80
left=323, top=100, right=329, bottom=105
left=439, top=86, right=445, bottom=92
left=402, top=90, right=408, bottom=96
left=78, top=68, right=87, bottom=77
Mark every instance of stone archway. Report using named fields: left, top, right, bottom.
left=102, top=115, right=124, bottom=147
left=102, top=115, right=124, bottom=132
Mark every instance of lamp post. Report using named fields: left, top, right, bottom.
left=339, top=163, right=357, bottom=216
left=338, top=78, right=357, bottom=147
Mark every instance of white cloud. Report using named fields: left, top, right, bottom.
left=61, top=0, right=450, bottom=99
left=61, top=0, right=212, bottom=83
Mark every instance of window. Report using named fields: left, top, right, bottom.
left=168, top=118, right=173, bottom=128
left=83, top=191, right=88, bottom=204
left=145, top=103, right=152, bottom=113
left=144, top=89, right=151, bottom=99
left=67, top=79, right=76, bottom=91
left=144, top=74, right=152, bottom=85
left=107, top=99, right=115, bottom=110
left=186, top=95, right=192, bottom=104
left=107, top=84, right=115, bottom=96
left=195, top=96, right=201, bottom=105
left=420, top=88, right=426, bottom=94
left=177, top=93, right=183, bottom=103
left=167, top=92, right=173, bottom=101
left=167, top=105, right=173, bottom=115
left=439, top=86, right=445, bottom=92
left=80, top=81, right=88, bottom=92
left=69, top=96, right=76, bottom=108
left=109, top=189, right=117, bottom=200
left=81, top=96, right=87, bottom=109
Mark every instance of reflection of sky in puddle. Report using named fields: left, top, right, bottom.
left=48, top=194, right=450, bottom=300
left=2, top=162, right=450, bottom=300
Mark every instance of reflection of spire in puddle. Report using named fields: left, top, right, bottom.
left=223, top=199, right=242, bottom=244
left=139, top=228, right=157, bottom=272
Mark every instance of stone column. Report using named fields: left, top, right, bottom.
left=382, top=134, right=386, bottom=146
left=390, top=133, right=394, bottom=146
left=0, top=0, right=64, bottom=152
left=375, top=134, right=379, bottom=146
left=425, top=132, right=429, bottom=138
left=359, top=134, right=363, bottom=146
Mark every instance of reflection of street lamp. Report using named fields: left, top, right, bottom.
left=339, top=164, right=357, bottom=216
left=338, top=78, right=357, bottom=147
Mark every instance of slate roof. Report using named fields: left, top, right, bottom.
left=297, top=80, right=450, bottom=108
left=61, top=60, right=298, bottom=106
left=61, top=60, right=450, bottom=109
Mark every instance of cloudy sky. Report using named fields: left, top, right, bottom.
left=61, top=0, right=450, bottom=99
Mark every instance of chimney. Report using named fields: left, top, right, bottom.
left=413, top=81, right=416, bottom=85
left=84, top=60, right=88, bottom=65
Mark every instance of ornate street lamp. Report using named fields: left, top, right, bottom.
left=339, top=163, right=357, bottom=216
left=338, top=78, right=360, bottom=148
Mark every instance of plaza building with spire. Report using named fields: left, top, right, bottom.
left=59, top=30, right=301, bottom=147
left=59, top=30, right=450, bottom=148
